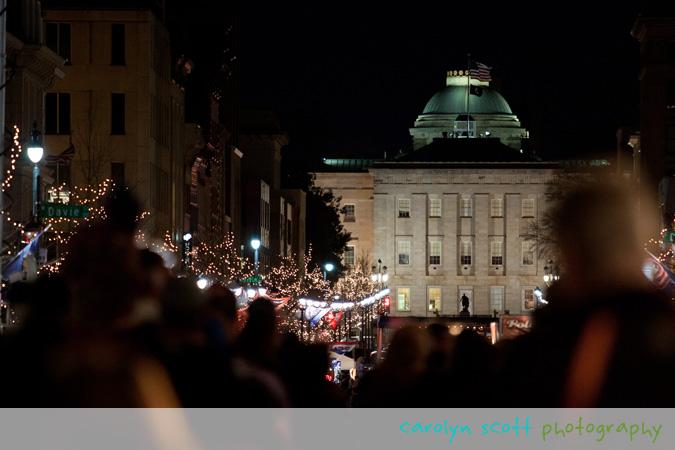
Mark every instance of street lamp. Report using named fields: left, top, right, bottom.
left=371, top=259, right=388, bottom=362
left=27, top=122, right=43, bottom=220
left=251, top=238, right=261, bottom=276
left=543, top=260, right=559, bottom=287
left=324, top=262, right=334, bottom=281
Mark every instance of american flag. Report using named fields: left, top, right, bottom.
left=469, top=60, right=492, bottom=82
left=45, top=144, right=75, bottom=165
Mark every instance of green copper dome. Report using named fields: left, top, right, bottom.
left=422, top=85, right=513, bottom=115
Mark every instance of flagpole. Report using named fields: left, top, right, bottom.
left=467, top=54, right=470, bottom=138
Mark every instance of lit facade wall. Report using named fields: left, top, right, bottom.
left=371, top=165, right=554, bottom=317
left=42, top=8, right=185, bottom=240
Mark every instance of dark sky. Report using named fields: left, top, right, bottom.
left=238, top=1, right=645, bottom=161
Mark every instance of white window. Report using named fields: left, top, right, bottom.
left=429, top=198, right=442, bottom=217
left=429, top=241, right=441, bottom=265
left=522, top=288, right=535, bottom=310
left=491, top=198, right=503, bottom=217
left=460, top=241, right=472, bottom=265
left=343, top=204, right=355, bottom=222
left=522, top=241, right=534, bottom=266
left=397, top=288, right=410, bottom=311
left=491, top=242, right=503, bottom=265
left=398, top=241, right=411, bottom=265
left=522, top=198, right=535, bottom=218
left=491, top=287, right=504, bottom=312
left=460, top=198, right=472, bottom=217
left=428, top=287, right=441, bottom=311
left=398, top=199, right=410, bottom=218
left=344, top=245, right=355, bottom=266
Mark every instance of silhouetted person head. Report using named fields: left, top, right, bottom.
left=550, top=180, right=653, bottom=299
left=236, top=298, right=279, bottom=367
left=103, top=185, right=140, bottom=236
left=62, top=224, right=142, bottom=328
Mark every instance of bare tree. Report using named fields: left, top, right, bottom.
left=71, top=111, right=114, bottom=197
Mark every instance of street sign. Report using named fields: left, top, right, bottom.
left=665, top=231, right=675, bottom=244
left=244, top=275, right=263, bottom=284
left=39, top=203, right=89, bottom=219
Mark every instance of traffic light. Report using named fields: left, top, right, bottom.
left=383, top=296, right=391, bottom=315
left=326, top=311, right=341, bottom=329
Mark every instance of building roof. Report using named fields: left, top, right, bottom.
left=422, top=85, right=513, bottom=115
left=392, top=138, right=540, bottom=164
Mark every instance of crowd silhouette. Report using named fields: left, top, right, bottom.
left=1, top=181, right=675, bottom=407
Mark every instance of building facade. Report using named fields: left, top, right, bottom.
left=42, top=6, right=186, bottom=241
left=371, top=162, right=555, bottom=317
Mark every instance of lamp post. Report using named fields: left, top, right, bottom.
left=183, top=232, right=192, bottom=269
left=298, top=299, right=307, bottom=343
left=371, top=259, right=388, bottom=362
left=26, top=122, right=43, bottom=221
left=251, top=238, right=261, bottom=277
left=324, top=262, right=334, bottom=281
left=543, top=260, right=559, bottom=287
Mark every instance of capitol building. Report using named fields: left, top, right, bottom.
left=314, top=70, right=556, bottom=320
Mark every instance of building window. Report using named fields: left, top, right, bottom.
left=522, top=288, right=535, bottom=310
left=522, top=241, right=534, bottom=266
left=398, top=241, right=410, bottom=265
left=398, top=199, right=410, bottom=218
left=111, top=162, right=125, bottom=187
left=429, top=198, right=441, bottom=217
left=491, top=198, right=503, bottom=217
left=429, top=241, right=441, bottom=265
left=460, top=198, right=472, bottom=217
left=45, top=23, right=71, bottom=64
left=428, top=287, right=441, bottom=311
left=111, top=23, right=126, bottom=65
left=491, top=242, right=503, bottom=266
left=491, top=287, right=504, bottom=312
left=45, top=92, right=70, bottom=135
left=397, top=288, right=410, bottom=311
left=344, top=245, right=355, bottom=266
left=343, top=204, right=355, bottom=222
left=460, top=241, right=472, bottom=265
left=111, top=93, right=125, bottom=135
left=522, top=198, right=535, bottom=218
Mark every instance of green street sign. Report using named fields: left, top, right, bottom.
left=40, top=202, right=90, bottom=219
left=665, top=231, right=675, bottom=244
left=244, top=275, right=263, bottom=284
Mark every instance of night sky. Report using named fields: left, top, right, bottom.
left=238, top=1, right=645, bottom=161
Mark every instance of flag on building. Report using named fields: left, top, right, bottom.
left=469, top=60, right=492, bottom=82
left=45, top=144, right=75, bottom=165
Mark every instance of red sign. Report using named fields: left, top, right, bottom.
left=500, top=315, right=532, bottom=340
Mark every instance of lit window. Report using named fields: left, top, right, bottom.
left=428, top=287, right=441, bottom=311
left=460, top=198, right=472, bottom=217
left=398, top=199, right=410, bottom=218
left=343, top=204, right=355, bottom=222
left=460, top=241, right=472, bottom=265
left=491, top=198, right=503, bottom=217
left=522, top=198, right=535, bottom=218
left=491, top=287, right=504, bottom=311
left=398, top=241, right=410, bottom=265
left=429, top=198, right=441, bottom=217
left=397, top=288, right=410, bottom=311
left=522, top=288, right=535, bottom=310
left=522, top=241, right=534, bottom=266
left=429, top=241, right=441, bottom=265
left=344, top=245, right=355, bottom=266
left=491, top=242, right=503, bottom=266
